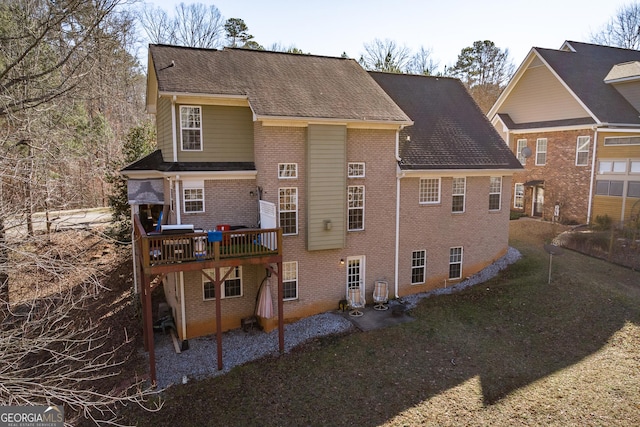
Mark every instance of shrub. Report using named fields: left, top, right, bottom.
left=593, top=214, right=612, bottom=231
left=510, top=211, right=527, bottom=220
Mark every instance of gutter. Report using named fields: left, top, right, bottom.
left=587, top=127, right=598, bottom=224
left=393, top=129, right=402, bottom=299
left=394, top=171, right=401, bottom=299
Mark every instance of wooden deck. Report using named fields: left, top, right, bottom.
left=133, top=215, right=283, bottom=275
left=132, top=214, right=285, bottom=385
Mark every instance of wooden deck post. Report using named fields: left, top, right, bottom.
left=143, top=274, right=156, bottom=385
left=215, top=267, right=223, bottom=370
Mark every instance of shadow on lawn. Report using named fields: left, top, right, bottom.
left=128, top=237, right=640, bottom=426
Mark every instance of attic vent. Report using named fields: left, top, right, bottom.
left=604, top=136, right=640, bottom=146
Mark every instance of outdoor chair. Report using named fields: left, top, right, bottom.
left=347, top=286, right=365, bottom=317
left=373, top=280, right=389, bottom=311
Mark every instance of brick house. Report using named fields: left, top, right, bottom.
left=488, top=41, right=640, bottom=225
left=122, top=45, right=521, bottom=382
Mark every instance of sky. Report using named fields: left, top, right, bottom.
left=148, top=0, right=629, bottom=71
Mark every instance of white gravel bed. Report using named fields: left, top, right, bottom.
left=153, top=312, right=355, bottom=388
left=151, top=246, right=521, bottom=388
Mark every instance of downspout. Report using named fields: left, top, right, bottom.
left=171, top=95, right=178, bottom=162
left=586, top=127, right=598, bottom=224
left=394, top=130, right=402, bottom=299
left=180, top=271, right=186, bottom=340
left=131, top=205, right=139, bottom=294
left=175, top=174, right=181, bottom=225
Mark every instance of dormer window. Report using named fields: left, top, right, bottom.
left=180, top=106, right=202, bottom=151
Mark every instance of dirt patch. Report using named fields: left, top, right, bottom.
left=3, top=228, right=149, bottom=425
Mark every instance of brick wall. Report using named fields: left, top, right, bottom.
left=173, top=123, right=514, bottom=339
left=254, top=124, right=398, bottom=321
left=178, top=179, right=258, bottom=230
left=511, top=129, right=594, bottom=223
left=397, top=175, right=511, bottom=296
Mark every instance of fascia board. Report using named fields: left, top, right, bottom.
left=255, top=114, right=413, bottom=129
left=398, top=168, right=521, bottom=178
left=161, top=170, right=257, bottom=180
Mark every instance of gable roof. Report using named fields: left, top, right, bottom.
left=369, top=72, right=522, bottom=171
left=148, top=44, right=411, bottom=124
left=490, top=41, right=640, bottom=127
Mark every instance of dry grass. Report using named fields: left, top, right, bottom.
left=124, top=218, right=640, bottom=426
left=9, top=228, right=122, bottom=303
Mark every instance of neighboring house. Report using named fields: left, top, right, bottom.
left=488, top=41, right=640, bottom=225
left=122, top=44, right=521, bottom=382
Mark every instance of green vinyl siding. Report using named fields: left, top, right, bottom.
left=306, top=124, right=346, bottom=251
left=175, top=105, right=254, bottom=162
left=157, top=97, right=173, bottom=160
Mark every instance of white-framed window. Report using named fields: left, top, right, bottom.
left=452, top=177, right=466, bottom=213
left=411, top=250, right=426, bottom=285
left=278, top=163, right=298, bottom=179
left=595, top=180, right=624, bottom=196
left=347, top=185, right=365, bottom=231
left=279, top=187, right=298, bottom=235
left=536, top=138, right=547, bottom=166
left=183, top=187, right=204, bottom=213
left=180, top=105, right=202, bottom=151
left=599, top=160, right=627, bottom=174
left=604, top=136, right=640, bottom=146
left=514, top=183, right=524, bottom=209
left=203, top=266, right=243, bottom=300
left=348, top=162, right=365, bottom=178
left=516, top=139, right=527, bottom=164
left=489, top=177, right=502, bottom=211
left=575, top=136, right=590, bottom=166
left=628, top=181, right=640, bottom=197
left=283, top=261, right=298, bottom=300
left=419, top=178, right=441, bottom=204
left=449, top=247, right=463, bottom=280
left=631, top=161, right=640, bottom=173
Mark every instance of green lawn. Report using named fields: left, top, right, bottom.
left=125, top=220, right=640, bottom=426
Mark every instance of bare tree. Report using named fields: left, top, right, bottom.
left=138, top=5, right=174, bottom=45
left=406, top=46, right=439, bottom=76
left=0, top=2, right=160, bottom=422
left=359, top=38, right=412, bottom=73
left=173, top=2, right=224, bottom=48
left=138, top=2, right=225, bottom=48
left=0, top=229, right=162, bottom=425
left=591, top=2, right=640, bottom=49
left=0, top=0, right=124, bottom=118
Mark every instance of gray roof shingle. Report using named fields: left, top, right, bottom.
left=370, top=72, right=522, bottom=171
left=149, top=44, right=411, bottom=123
left=122, top=149, right=256, bottom=173
left=535, top=41, right=640, bottom=125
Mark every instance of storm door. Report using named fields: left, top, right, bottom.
left=533, top=186, right=544, bottom=217
left=346, top=256, right=365, bottom=303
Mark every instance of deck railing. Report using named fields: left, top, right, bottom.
left=134, top=215, right=282, bottom=269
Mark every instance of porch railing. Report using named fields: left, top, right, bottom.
left=133, top=215, right=282, bottom=269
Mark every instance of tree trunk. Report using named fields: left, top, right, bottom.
left=0, top=218, right=8, bottom=305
